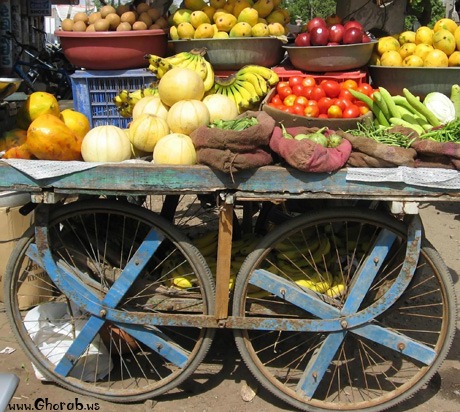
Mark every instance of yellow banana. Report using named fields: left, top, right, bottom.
left=145, top=54, right=163, bottom=67
left=195, top=58, right=208, bottom=80
left=164, top=51, right=194, bottom=66
left=157, top=58, right=173, bottom=79
left=237, top=65, right=279, bottom=86
left=237, top=79, right=259, bottom=102
left=325, top=283, right=346, bottom=298
left=203, top=59, right=215, bottom=92
left=232, top=81, right=254, bottom=109
left=192, top=231, right=218, bottom=249
left=237, top=71, right=265, bottom=97
left=113, top=95, right=124, bottom=107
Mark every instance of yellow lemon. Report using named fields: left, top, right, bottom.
left=194, top=22, right=214, bottom=38
left=189, top=10, right=210, bottom=28
left=369, top=51, right=381, bottom=65
left=201, top=5, right=216, bottom=21
left=423, top=49, right=449, bottom=67
left=433, top=18, right=458, bottom=34
left=377, top=36, right=400, bottom=55
left=448, top=51, right=460, bottom=67
left=414, top=43, right=434, bottom=60
left=433, top=29, right=456, bottom=56
left=17, top=91, right=60, bottom=130
left=213, top=30, right=229, bottom=38
left=403, top=55, right=424, bottom=67
left=380, top=50, right=403, bottom=66
left=398, top=42, right=416, bottom=59
left=398, top=30, right=416, bottom=45
left=415, top=26, right=433, bottom=45
left=454, top=26, right=460, bottom=50
left=177, top=22, right=195, bottom=39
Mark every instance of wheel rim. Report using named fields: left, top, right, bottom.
left=233, top=209, right=455, bottom=411
left=5, top=200, right=215, bottom=402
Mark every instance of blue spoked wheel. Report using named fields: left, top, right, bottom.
left=232, top=208, right=456, bottom=412
left=4, top=199, right=215, bottom=402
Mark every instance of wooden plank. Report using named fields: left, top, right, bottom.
left=214, top=198, right=234, bottom=320
left=1, top=163, right=460, bottom=201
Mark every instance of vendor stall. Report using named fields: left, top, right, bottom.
left=1, top=1, right=460, bottom=411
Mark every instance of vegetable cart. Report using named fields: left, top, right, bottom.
left=0, top=161, right=458, bottom=412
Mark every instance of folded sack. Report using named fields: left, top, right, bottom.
left=269, top=126, right=352, bottom=173
left=338, top=130, right=417, bottom=167
left=191, top=111, right=276, bottom=152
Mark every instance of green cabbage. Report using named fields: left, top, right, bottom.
left=423, top=92, right=456, bottom=124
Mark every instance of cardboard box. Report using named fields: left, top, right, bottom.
left=0, top=204, right=54, bottom=309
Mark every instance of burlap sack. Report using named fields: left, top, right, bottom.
left=269, top=126, right=352, bottom=173
left=338, top=130, right=417, bottom=167
left=191, top=111, right=276, bottom=152
left=411, top=138, right=460, bottom=170
left=196, top=147, right=273, bottom=174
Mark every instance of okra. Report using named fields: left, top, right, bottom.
left=393, top=95, right=427, bottom=120
left=379, top=87, right=401, bottom=119
left=389, top=117, right=424, bottom=134
left=349, top=88, right=389, bottom=126
left=373, top=91, right=391, bottom=121
left=402, top=88, right=441, bottom=127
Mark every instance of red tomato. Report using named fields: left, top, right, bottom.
left=269, top=102, right=284, bottom=110
left=357, top=82, right=374, bottom=96
left=291, top=84, right=305, bottom=96
left=295, top=95, right=309, bottom=106
left=292, top=103, right=306, bottom=115
left=282, top=106, right=296, bottom=114
left=289, top=76, right=304, bottom=88
left=303, top=86, right=314, bottom=99
left=359, top=105, right=371, bottom=115
left=304, top=102, right=319, bottom=117
left=310, top=85, right=326, bottom=101
left=276, top=81, right=289, bottom=93
left=327, top=104, right=343, bottom=118
left=317, top=96, right=333, bottom=114
left=340, top=79, right=358, bottom=90
left=338, top=88, right=354, bottom=102
left=318, top=113, right=329, bottom=119
left=283, top=94, right=297, bottom=107
left=320, top=79, right=341, bottom=98
left=302, top=75, right=317, bottom=88
left=342, top=104, right=361, bottom=118
left=278, top=86, right=293, bottom=100
left=270, top=94, right=282, bottom=105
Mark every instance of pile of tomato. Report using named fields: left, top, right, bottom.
left=268, top=75, right=375, bottom=119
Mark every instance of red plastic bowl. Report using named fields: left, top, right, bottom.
left=55, top=30, right=168, bottom=70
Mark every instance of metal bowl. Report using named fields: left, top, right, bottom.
left=283, top=41, right=377, bottom=72
left=55, top=30, right=168, bottom=70
left=169, top=37, right=285, bottom=71
left=0, top=78, right=23, bottom=100
left=368, top=66, right=459, bottom=99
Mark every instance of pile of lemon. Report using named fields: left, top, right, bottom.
left=372, top=18, right=460, bottom=67
left=169, top=0, right=290, bottom=40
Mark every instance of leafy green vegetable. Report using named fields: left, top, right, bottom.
left=209, top=117, right=258, bottom=131
left=346, top=123, right=417, bottom=148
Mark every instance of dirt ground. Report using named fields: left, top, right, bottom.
left=1, top=201, right=459, bottom=412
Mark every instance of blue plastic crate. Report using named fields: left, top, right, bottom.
left=71, top=69, right=157, bottom=128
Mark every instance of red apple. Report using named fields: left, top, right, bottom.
left=310, top=26, right=329, bottom=46
left=327, top=42, right=340, bottom=46
left=344, top=20, right=363, bottom=32
left=325, top=13, right=343, bottom=27
left=343, top=27, right=363, bottom=44
left=295, top=32, right=311, bottom=46
left=361, top=33, right=372, bottom=43
left=328, top=23, right=345, bottom=43
left=306, top=17, right=327, bottom=33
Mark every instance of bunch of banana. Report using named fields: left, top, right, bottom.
left=113, top=84, right=159, bottom=118
left=145, top=48, right=214, bottom=92
left=207, top=65, right=279, bottom=113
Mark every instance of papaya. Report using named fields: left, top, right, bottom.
left=16, top=91, right=60, bottom=130
left=60, top=109, right=90, bottom=140
left=0, top=128, right=27, bottom=152
left=3, top=143, right=34, bottom=159
left=26, top=114, right=83, bottom=161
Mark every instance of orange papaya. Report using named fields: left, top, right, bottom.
left=26, top=114, right=83, bottom=161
